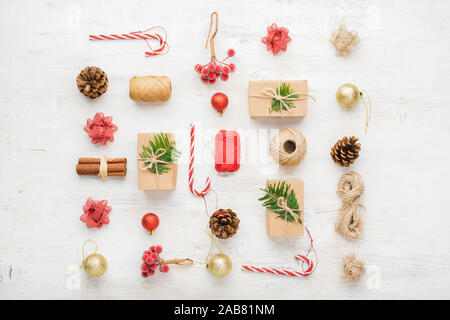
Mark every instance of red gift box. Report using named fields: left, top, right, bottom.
left=215, top=130, right=240, bottom=172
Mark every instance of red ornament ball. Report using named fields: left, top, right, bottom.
left=211, top=92, right=229, bottom=116
left=141, top=213, right=159, bottom=235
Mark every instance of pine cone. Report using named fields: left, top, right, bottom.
left=330, top=136, right=361, bottom=167
left=76, top=66, right=108, bottom=99
left=209, top=209, right=240, bottom=239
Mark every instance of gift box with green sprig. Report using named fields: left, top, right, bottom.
left=249, top=80, right=311, bottom=118
left=259, top=179, right=304, bottom=237
left=137, top=133, right=180, bottom=190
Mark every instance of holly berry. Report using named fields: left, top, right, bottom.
left=194, top=64, right=202, bottom=72
left=194, top=50, right=236, bottom=84
left=161, top=265, right=170, bottom=273
left=141, top=245, right=176, bottom=278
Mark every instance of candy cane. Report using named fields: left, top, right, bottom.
left=89, top=26, right=169, bottom=57
left=242, top=227, right=317, bottom=278
left=189, top=124, right=211, bottom=197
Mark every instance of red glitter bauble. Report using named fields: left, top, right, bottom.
left=141, top=213, right=160, bottom=235
left=211, top=92, right=229, bottom=116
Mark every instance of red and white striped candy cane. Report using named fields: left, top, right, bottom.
left=89, top=26, right=168, bottom=57
left=189, top=124, right=211, bottom=197
left=242, top=227, right=318, bottom=278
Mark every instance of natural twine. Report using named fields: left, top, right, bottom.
left=138, top=148, right=168, bottom=189
left=330, top=24, right=360, bottom=56
left=270, top=128, right=306, bottom=167
left=129, top=76, right=172, bottom=102
left=250, top=84, right=315, bottom=114
left=98, top=156, right=109, bottom=180
left=326, top=172, right=365, bottom=240
left=342, top=253, right=365, bottom=282
left=276, top=197, right=301, bottom=233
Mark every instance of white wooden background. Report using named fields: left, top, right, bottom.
left=0, top=0, right=449, bottom=300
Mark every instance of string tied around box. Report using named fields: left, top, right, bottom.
left=242, top=226, right=317, bottom=278
left=276, top=197, right=301, bottom=233
left=89, top=26, right=169, bottom=57
left=138, top=148, right=168, bottom=189
left=250, top=82, right=315, bottom=116
left=261, top=87, right=315, bottom=112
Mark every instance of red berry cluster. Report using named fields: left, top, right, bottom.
left=195, top=49, right=236, bottom=84
left=141, top=245, right=169, bottom=277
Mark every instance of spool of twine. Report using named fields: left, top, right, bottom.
left=270, top=128, right=306, bottom=167
left=129, top=75, right=172, bottom=102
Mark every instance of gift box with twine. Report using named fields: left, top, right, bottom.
left=137, top=133, right=178, bottom=190
left=249, top=80, right=310, bottom=118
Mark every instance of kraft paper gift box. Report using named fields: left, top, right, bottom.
left=265, top=179, right=304, bottom=237
left=137, top=133, right=178, bottom=190
left=249, top=80, right=308, bottom=118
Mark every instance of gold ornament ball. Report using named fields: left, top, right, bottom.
left=336, top=83, right=361, bottom=108
left=206, top=253, right=232, bottom=278
left=82, top=253, right=108, bottom=278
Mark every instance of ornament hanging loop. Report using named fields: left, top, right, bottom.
left=360, top=89, right=372, bottom=133
left=205, top=12, right=219, bottom=59
left=82, top=239, right=98, bottom=261
left=205, top=228, right=223, bottom=266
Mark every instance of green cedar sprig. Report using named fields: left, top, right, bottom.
left=258, top=181, right=301, bottom=223
left=270, top=82, right=299, bottom=112
left=139, top=133, right=180, bottom=174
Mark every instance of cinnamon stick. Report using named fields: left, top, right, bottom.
left=76, top=157, right=127, bottom=177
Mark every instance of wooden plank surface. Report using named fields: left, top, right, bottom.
left=0, top=0, right=449, bottom=299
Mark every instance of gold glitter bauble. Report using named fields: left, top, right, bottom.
left=83, top=253, right=108, bottom=278
left=336, top=83, right=361, bottom=108
left=206, top=253, right=232, bottom=278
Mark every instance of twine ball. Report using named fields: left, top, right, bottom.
left=270, top=128, right=306, bottom=167
left=342, top=253, right=365, bottom=282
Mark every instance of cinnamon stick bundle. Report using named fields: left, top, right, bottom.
left=76, top=157, right=127, bottom=177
